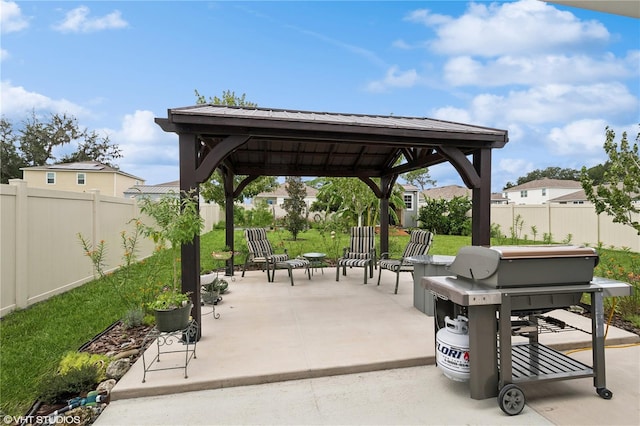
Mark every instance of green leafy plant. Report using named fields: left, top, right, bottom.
left=38, top=364, right=101, bottom=404
left=139, top=191, right=204, bottom=311
left=58, top=351, right=111, bottom=382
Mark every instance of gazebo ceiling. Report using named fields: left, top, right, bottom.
left=156, top=105, right=508, bottom=181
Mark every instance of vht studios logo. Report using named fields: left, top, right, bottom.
left=436, top=341, right=469, bottom=363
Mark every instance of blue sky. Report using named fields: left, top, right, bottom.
left=1, top=0, right=638, bottom=191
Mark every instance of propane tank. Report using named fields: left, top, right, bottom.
left=436, top=315, right=470, bottom=382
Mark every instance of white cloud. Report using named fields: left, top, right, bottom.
left=0, top=81, right=90, bottom=118
left=444, top=52, right=638, bottom=87
left=413, top=0, right=609, bottom=57
left=0, top=48, right=9, bottom=61
left=464, top=83, right=637, bottom=125
left=546, top=118, right=609, bottom=156
left=52, top=6, right=128, bottom=33
left=498, top=157, right=534, bottom=175
left=430, top=106, right=471, bottom=124
left=0, top=1, right=29, bottom=34
left=107, top=110, right=179, bottom=183
left=365, top=66, right=419, bottom=92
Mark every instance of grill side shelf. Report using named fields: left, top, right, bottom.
left=498, top=343, right=594, bottom=383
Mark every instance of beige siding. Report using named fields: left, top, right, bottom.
left=23, top=169, right=141, bottom=197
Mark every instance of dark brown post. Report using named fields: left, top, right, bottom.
left=471, top=148, right=491, bottom=246
left=179, top=133, right=201, bottom=334
left=379, top=176, right=391, bottom=255
left=222, top=167, right=235, bottom=275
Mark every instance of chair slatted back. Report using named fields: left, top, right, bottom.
left=348, top=226, right=375, bottom=258
left=401, top=230, right=433, bottom=259
left=244, top=228, right=274, bottom=257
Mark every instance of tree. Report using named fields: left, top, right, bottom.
left=401, top=168, right=436, bottom=191
left=417, top=195, right=472, bottom=235
left=310, top=177, right=404, bottom=227
left=504, top=167, right=580, bottom=189
left=581, top=126, right=640, bottom=234
left=60, top=130, right=122, bottom=167
left=0, top=113, right=121, bottom=182
left=194, top=89, right=278, bottom=205
left=0, top=117, right=26, bottom=184
left=282, top=177, right=307, bottom=240
left=19, top=111, right=83, bottom=166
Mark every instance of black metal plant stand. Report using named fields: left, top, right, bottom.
left=141, top=320, right=198, bottom=382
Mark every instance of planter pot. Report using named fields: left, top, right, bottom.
left=154, top=303, right=192, bottom=332
left=202, top=288, right=220, bottom=305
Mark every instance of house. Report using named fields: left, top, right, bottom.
left=21, top=161, right=144, bottom=197
left=400, top=184, right=420, bottom=227
left=419, top=185, right=507, bottom=205
left=252, top=183, right=319, bottom=219
left=503, top=178, right=582, bottom=205
left=124, top=180, right=180, bottom=201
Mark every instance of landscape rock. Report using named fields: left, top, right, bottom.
left=96, top=379, right=117, bottom=394
left=106, top=358, right=130, bottom=380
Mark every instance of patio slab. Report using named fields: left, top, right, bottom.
left=111, top=268, right=637, bottom=399
left=102, top=267, right=639, bottom=425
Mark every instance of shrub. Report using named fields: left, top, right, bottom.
left=38, top=365, right=101, bottom=404
left=58, top=352, right=110, bottom=382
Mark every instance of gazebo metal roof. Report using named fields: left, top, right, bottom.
left=155, top=104, right=508, bottom=332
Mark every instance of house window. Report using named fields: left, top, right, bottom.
left=520, top=190, right=528, bottom=198
left=77, top=173, right=86, bottom=185
left=404, top=194, right=413, bottom=210
left=541, top=188, right=547, bottom=196
left=46, top=172, right=56, bottom=184
left=266, top=199, right=274, bottom=205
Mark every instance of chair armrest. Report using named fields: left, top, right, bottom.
left=379, top=252, right=391, bottom=260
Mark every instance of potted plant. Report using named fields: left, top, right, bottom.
left=201, top=250, right=232, bottom=304
left=140, top=191, right=204, bottom=332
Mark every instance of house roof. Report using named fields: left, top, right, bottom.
left=255, top=183, right=318, bottom=198
left=504, top=178, right=582, bottom=192
left=21, top=161, right=144, bottom=181
left=549, top=189, right=588, bottom=202
left=422, top=185, right=472, bottom=200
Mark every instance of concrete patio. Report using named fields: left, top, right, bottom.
left=102, top=267, right=640, bottom=425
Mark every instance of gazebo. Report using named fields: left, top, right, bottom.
left=155, top=105, right=508, bottom=329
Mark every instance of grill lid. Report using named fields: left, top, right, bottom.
left=447, top=245, right=598, bottom=283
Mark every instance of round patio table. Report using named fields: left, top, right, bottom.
left=303, top=252, right=326, bottom=276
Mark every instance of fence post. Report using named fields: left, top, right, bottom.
left=10, top=179, right=28, bottom=309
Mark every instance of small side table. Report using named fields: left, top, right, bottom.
left=303, top=252, right=326, bottom=275
left=141, top=320, right=198, bottom=382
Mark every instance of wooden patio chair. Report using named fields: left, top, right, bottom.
left=377, top=229, right=433, bottom=294
left=336, top=226, right=376, bottom=284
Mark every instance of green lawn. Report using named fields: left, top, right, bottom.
left=1, top=228, right=636, bottom=416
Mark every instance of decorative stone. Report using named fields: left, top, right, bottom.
left=106, top=358, right=130, bottom=380
left=96, top=379, right=117, bottom=394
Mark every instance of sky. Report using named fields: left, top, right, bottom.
left=1, top=0, right=638, bottom=192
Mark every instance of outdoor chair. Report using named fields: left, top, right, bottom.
left=242, top=228, right=290, bottom=280
left=377, top=229, right=433, bottom=294
left=336, top=226, right=376, bottom=284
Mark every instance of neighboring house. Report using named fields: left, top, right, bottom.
left=400, top=184, right=419, bottom=228
left=252, top=183, right=319, bottom=218
left=504, top=178, right=582, bottom=205
left=21, top=161, right=144, bottom=197
left=549, top=189, right=590, bottom=205
left=419, top=185, right=507, bottom=204
left=124, top=180, right=180, bottom=201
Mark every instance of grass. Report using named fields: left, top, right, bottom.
left=1, top=227, right=637, bottom=416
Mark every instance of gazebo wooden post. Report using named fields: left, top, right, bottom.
left=222, top=167, right=235, bottom=276
left=471, top=148, right=492, bottom=246
left=379, top=175, right=392, bottom=255
left=179, top=132, right=202, bottom=336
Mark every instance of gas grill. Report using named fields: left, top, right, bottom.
left=421, top=245, right=633, bottom=415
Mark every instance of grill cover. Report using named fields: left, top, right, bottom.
left=447, top=245, right=599, bottom=288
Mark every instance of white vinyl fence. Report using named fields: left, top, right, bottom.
left=490, top=204, right=639, bottom=251
left=0, top=180, right=221, bottom=317
left=2, top=179, right=637, bottom=317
